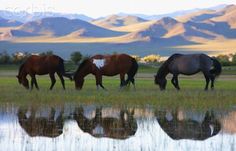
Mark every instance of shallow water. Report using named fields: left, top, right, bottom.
left=0, top=104, right=235, bottom=151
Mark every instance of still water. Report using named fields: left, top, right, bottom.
left=0, top=105, right=235, bottom=151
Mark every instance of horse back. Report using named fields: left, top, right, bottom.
left=168, top=54, right=212, bottom=75
left=24, top=55, right=63, bottom=74
left=90, top=54, right=134, bottom=76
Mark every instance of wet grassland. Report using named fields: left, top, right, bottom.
left=0, top=64, right=236, bottom=110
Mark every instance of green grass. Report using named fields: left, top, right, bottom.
left=0, top=73, right=236, bottom=110
left=0, top=64, right=236, bottom=110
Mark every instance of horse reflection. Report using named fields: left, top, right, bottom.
left=73, top=107, right=137, bottom=139
left=17, top=107, right=64, bottom=137
left=156, top=110, right=221, bottom=140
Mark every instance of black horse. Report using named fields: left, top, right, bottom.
left=155, top=54, right=222, bottom=90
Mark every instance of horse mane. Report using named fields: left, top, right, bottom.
left=18, top=63, right=25, bottom=76
left=74, top=59, right=91, bottom=78
left=157, top=54, right=182, bottom=78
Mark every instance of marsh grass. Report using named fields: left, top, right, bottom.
left=0, top=73, right=236, bottom=110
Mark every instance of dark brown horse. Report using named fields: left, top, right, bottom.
left=156, top=110, right=221, bottom=140
left=73, top=107, right=137, bottom=139
left=73, top=54, right=138, bottom=90
left=155, top=54, right=222, bottom=90
left=17, top=107, right=64, bottom=137
left=17, top=55, right=72, bottom=90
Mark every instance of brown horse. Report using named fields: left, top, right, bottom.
left=17, top=55, right=72, bottom=90
left=73, top=54, right=138, bottom=90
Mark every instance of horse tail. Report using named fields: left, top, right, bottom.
left=210, top=58, right=222, bottom=77
left=125, top=58, right=138, bottom=85
left=58, top=58, right=73, bottom=81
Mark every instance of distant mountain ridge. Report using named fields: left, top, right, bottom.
left=92, top=15, right=147, bottom=28
left=116, top=4, right=227, bottom=20
left=10, top=17, right=125, bottom=37
left=0, top=17, right=22, bottom=27
left=0, top=10, right=92, bottom=22
left=0, top=4, right=236, bottom=48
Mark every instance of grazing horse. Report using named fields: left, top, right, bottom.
left=155, top=110, right=221, bottom=140
left=16, top=55, right=72, bottom=90
left=155, top=54, right=222, bottom=90
left=73, top=54, right=138, bottom=90
left=73, top=107, right=137, bottom=139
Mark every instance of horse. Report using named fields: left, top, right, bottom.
left=73, top=54, right=138, bottom=90
left=16, top=55, right=72, bottom=90
left=154, top=53, right=222, bottom=90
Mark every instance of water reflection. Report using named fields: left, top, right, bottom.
left=73, top=107, right=137, bottom=139
left=17, top=107, right=64, bottom=137
left=0, top=105, right=235, bottom=151
left=155, top=110, right=221, bottom=140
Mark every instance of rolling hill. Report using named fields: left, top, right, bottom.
left=123, top=17, right=215, bottom=42
left=92, top=15, right=147, bottom=28
left=0, top=17, right=22, bottom=27
left=176, top=4, right=236, bottom=29
left=1, top=4, right=236, bottom=56
left=5, top=17, right=126, bottom=38
left=211, top=5, right=236, bottom=28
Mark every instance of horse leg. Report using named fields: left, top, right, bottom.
left=203, top=73, right=210, bottom=91
left=95, top=74, right=106, bottom=90
left=210, top=75, right=215, bottom=90
left=119, top=73, right=125, bottom=88
left=175, top=75, right=180, bottom=90
left=34, top=78, right=39, bottom=90
left=30, top=76, right=34, bottom=90
left=57, top=72, right=65, bottom=90
left=171, top=76, right=176, bottom=88
left=129, top=77, right=136, bottom=90
left=171, top=75, right=180, bottom=90
left=31, top=74, right=39, bottom=90
left=49, top=73, right=56, bottom=90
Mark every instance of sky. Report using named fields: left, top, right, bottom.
left=0, top=0, right=236, bottom=18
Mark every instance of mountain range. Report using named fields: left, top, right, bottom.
left=0, top=10, right=92, bottom=22
left=0, top=4, right=236, bottom=56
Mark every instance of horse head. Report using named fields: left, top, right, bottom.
left=16, top=75, right=21, bottom=84
left=74, top=78, right=84, bottom=90
left=74, top=59, right=92, bottom=90
left=16, top=75, right=29, bottom=89
left=154, top=75, right=167, bottom=90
